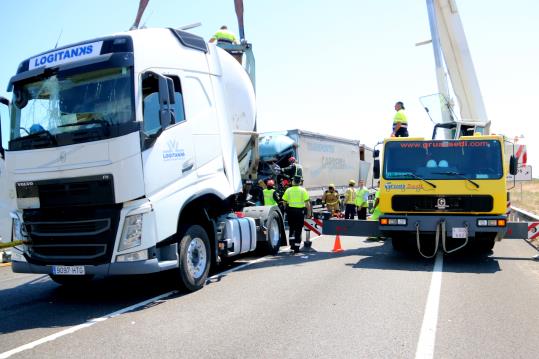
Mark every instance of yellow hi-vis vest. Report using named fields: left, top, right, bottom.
left=393, top=109, right=408, bottom=125
left=263, top=189, right=277, bottom=206
left=355, top=187, right=369, bottom=207
left=345, top=187, right=356, bottom=204
left=213, top=29, right=237, bottom=43
left=282, top=185, right=309, bottom=208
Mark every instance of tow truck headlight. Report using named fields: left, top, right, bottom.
left=381, top=218, right=407, bottom=226
left=119, top=214, right=143, bottom=251
left=477, top=219, right=506, bottom=227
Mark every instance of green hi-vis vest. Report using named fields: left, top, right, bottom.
left=355, top=187, right=369, bottom=207
left=213, top=30, right=237, bottom=43
left=263, top=189, right=277, bottom=206
left=371, top=189, right=382, bottom=220
left=393, top=109, right=408, bottom=124
left=283, top=186, right=309, bottom=208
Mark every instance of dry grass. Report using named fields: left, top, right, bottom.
left=509, top=179, right=539, bottom=214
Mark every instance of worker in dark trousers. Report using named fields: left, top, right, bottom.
left=391, top=101, right=409, bottom=137
left=344, top=180, right=357, bottom=219
left=282, top=176, right=311, bottom=253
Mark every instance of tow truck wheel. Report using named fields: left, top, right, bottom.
left=264, top=210, right=283, bottom=255
left=474, top=233, right=496, bottom=253
left=177, top=225, right=211, bottom=292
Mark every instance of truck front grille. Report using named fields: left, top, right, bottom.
left=22, top=205, right=121, bottom=265
left=391, top=195, right=493, bottom=212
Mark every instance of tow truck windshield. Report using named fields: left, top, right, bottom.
left=9, top=66, right=135, bottom=150
left=383, top=139, right=503, bottom=180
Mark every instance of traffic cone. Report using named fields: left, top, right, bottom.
left=332, top=233, right=344, bottom=253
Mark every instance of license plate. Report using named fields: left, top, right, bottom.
left=52, top=265, right=85, bottom=275
left=452, top=227, right=468, bottom=239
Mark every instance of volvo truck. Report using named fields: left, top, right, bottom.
left=0, top=26, right=286, bottom=290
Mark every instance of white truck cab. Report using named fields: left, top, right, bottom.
left=3, top=27, right=284, bottom=289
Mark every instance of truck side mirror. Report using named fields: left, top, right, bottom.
left=373, top=149, right=380, bottom=159
left=158, top=76, right=173, bottom=129
left=0, top=96, right=9, bottom=159
left=509, top=155, right=518, bottom=175
left=373, top=159, right=380, bottom=179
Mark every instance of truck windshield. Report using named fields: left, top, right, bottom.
left=9, top=66, right=135, bottom=150
left=383, top=139, right=503, bottom=180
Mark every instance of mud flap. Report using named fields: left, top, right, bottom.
left=322, top=219, right=381, bottom=237
left=503, top=222, right=529, bottom=239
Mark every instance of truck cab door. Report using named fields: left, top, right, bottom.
left=0, top=97, right=11, bottom=243
left=140, top=72, right=196, bottom=196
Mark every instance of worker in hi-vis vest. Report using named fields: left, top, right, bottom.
left=355, top=179, right=369, bottom=220
left=370, top=182, right=382, bottom=221
left=263, top=179, right=280, bottom=206
left=209, top=25, right=239, bottom=44
left=391, top=101, right=409, bottom=137
left=322, top=184, right=340, bottom=215
left=344, top=180, right=357, bottom=219
left=282, top=176, right=311, bottom=254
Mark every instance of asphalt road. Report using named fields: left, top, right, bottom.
left=1, top=236, right=539, bottom=358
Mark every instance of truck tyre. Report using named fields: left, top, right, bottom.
left=474, top=233, right=496, bottom=253
left=49, top=274, right=94, bottom=286
left=177, top=225, right=211, bottom=292
left=391, top=236, right=408, bottom=252
left=264, top=210, right=283, bottom=255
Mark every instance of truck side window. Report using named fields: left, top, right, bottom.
left=142, top=74, right=160, bottom=135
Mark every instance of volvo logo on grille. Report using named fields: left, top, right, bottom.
left=436, top=197, right=448, bottom=210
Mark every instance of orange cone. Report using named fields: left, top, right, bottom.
left=332, top=233, right=344, bottom=253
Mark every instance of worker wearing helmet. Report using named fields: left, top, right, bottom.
left=209, top=25, right=239, bottom=44
left=282, top=176, right=311, bottom=254
left=391, top=101, right=409, bottom=137
left=322, top=184, right=340, bottom=215
left=344, top=180, right=357, bottom=219
left=282, top=156, right=303, bottom=181
left=263, top=179, right=280, bottom=206
left=355, top=180, right=369, bottom=220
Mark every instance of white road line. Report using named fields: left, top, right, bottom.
left=0, top=255, right=270, bottom=359
left=415, top=251, right=444, bottom=359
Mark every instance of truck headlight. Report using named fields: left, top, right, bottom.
left=116, top=249, right=149, bottom=262
left=119, top=214, right=143, bottom=251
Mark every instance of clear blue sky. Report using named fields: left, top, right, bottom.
left=1, top=0, right=538, bottom=171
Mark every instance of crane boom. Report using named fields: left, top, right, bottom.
left=428, top=0, right=488, bottom=125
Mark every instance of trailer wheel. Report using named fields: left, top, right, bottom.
left=265, top=210, right=283, bottom=255
left=177, top=225, right=211, bottom=292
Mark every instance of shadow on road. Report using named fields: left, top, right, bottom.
left=0, top=271, right=191, bottom=336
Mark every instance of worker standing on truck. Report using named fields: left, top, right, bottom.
left=344, top=180, right=357, bottom=219
left=391, top=101, right=409, bottom=137
left=322, top=184, right=340, bottom=215
left=355, top=180, right=369, bottom=220
left=209, top=25, right=239, bottom=44
left=282, top=157, right=303, bottom=180
left=282, top=176, right=311, bottom=254
left=263, top=179, right=280, bottom=206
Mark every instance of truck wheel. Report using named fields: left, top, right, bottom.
left=177, top=225, right=211, bottom=292
left=49, top=275, right=94, bottom=286
left=474, top=234, right=496, bottom=253
left=265, top=210, right=283, bottom=255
